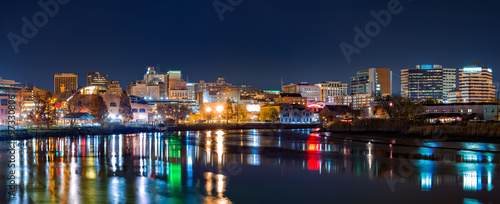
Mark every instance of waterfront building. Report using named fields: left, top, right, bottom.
left=423, top=103, right=499, bottom=121
left=279, top=104, right=314, bottom=124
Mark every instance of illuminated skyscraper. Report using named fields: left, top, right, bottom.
left=459, top=61, right=495, bottom=103
left=401, top=65, right=456, bottom=101
left=350, top=68, right=392, bottom=97
left=54, top=73, right=78, bottom=94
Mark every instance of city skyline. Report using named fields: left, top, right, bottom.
left=1, top=1, right=500, bottom=92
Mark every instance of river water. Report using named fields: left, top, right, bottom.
left=1, top=129, right=499, bottom=203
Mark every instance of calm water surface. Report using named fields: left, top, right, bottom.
left=1, top=129, right=499, bottom=204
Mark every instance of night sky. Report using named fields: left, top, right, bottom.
left=1, top=0, right=500, bottom=93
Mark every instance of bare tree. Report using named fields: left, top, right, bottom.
left=378, top=95, right=425, bottom=121
left=28, top=90, right=56, bottom=129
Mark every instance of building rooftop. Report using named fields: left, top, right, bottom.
left=465, top=61, right=486, bottom=68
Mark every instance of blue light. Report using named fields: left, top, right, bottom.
left=420, top=65, right=433, bottom=69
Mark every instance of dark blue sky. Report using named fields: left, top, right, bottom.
left=1, top=0, right=500, bottom=93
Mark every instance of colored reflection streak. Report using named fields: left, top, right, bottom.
left=307, top=137, right=321, bottom=171
left=216, top=130, right=224, bottom=164
left=421, top=173, right=433, bottom=191
left=464, top=171, right=480, bottom=191
left=203, top=172, right=231, bottom=203
left=168, top=136, right=182, bottom=195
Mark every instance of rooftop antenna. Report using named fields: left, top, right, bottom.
left=281, top=77, right=283, bottom=91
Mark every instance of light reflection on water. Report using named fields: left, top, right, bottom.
left=1, top=129, right=499, bottom=203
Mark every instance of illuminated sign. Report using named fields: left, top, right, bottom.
left=420, top=65, right=433, bottom=69
left=307, top=103, right=324, bottom=109
left=463, top=67, right=483, bottom=72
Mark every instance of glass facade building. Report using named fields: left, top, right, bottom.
left=350, top=68, right=392, bottom=97
left=401, top=65, right=456, bottom=101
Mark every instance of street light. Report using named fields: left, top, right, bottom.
left=216, top=106, right=223, bottom=112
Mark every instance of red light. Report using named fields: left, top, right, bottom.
left=308, top=160, right=320, bottom=170
left=309, top=133, right=321, bottom=137
left=56, top=103, right=61, bottom=108
left=307, top=104, right=323, bottom=109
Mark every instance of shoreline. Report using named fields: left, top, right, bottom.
left=0, top=123, right=319, bottom=140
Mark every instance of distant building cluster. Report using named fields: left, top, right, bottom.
left=0, top=61, right=498, bottom=126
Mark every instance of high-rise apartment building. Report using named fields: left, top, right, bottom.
left=350, top=68, right=392, bottom=97
left=459, top=61, right=495, bottom=103
left=401, top=65, right=456, bottom=101
left=315, top=81, right=348, bottom=102
left=54, top=73, right=78, bottom=94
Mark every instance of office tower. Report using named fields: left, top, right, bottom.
left=315, top=81, right=348, bottom=102
left=459, top=61, right=495, bottom=103
left=401, top=65, right=456, bottom=101
left=350, top=68, right=392, bottom=97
